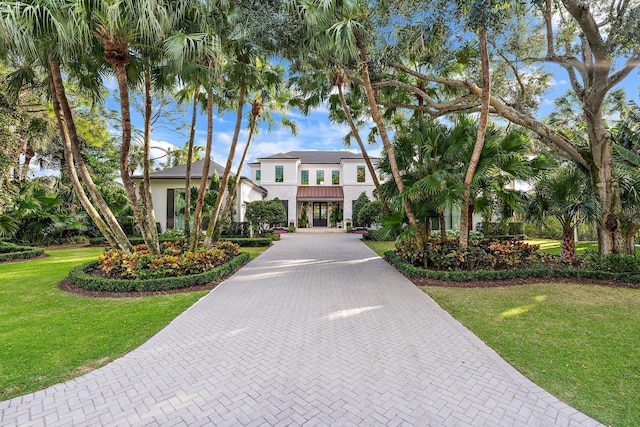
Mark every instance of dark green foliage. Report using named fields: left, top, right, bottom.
left=221, top=222, right=250, bottom=238
left=69, top=253, right=250, bottom=292
left=246, top=199, right=287, bottom=234
left=0, top=242, right=44, bottom=262
left=582, top=250, right=640, bottom=274
left=358, top=201, right=383, bottom=228
left=223, top=238, right=272, bottom=247
left=352, top=192, right=371, bottom=227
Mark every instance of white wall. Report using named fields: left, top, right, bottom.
left=257, top=159, right=298, bottom=184
left=298, top=164, right=342, bottom=185
left=237, top=180, right=266, bottom=222
left=342, top=159, right=377, bottom=185
left=343, top=185, right=377, bottom=225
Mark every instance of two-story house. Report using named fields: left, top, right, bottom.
left=248, top=151, right=379, bottom=229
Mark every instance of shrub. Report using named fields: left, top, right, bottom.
left=97, top=241, right=240, bottom=280
left=357, top=201, right=383, bottom=228
left=394, top=237, right=553, bottom=271
left=221, top=222, right=250, bottom=238
left=582, top=250, right=640, bottom=273
left=0, top=242, right=45, bottom=262
left=246, top=199, right=287, bottom=233
left=69, top=252, right=250, bottom=292
left=223, top=238, right=271, bottom=247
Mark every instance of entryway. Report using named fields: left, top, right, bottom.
left=312, top=202, right=327, bottom=227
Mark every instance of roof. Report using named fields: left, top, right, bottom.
left=297, top=186, right=344, bottom=200
left=133, top=159, right=227, bottom=180
left=258, top=151, right=373, bottom=164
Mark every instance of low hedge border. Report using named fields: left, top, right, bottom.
left=88, top=237, right=272, bottom=247
left=0, top=243, right=45, bottom=262
left=384, top=250, right=640, bottom=285
left=68, top=252, right=250, bottom=292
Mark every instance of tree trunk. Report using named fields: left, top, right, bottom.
left=141, top=63, right=160, bottom=253
left=183, top=88, right=200, bottom=243
left=219, top=99, right=262, bottom=235
left=20, top=145, right=35, bottom=184
left=204, top=82, right=247, bottom=247
left=191, top=90, right=214, bottom=251
left=460, top=28, right=491, bottom=249
left=355, top=36, right=422, bottom=245
left=336, top=82, right=389, bottom=213
left=439, top=210, right=446, bottom=243
left=561, top=225, right=576, bottom=263
left=49, top=57, right=131, bottom=252
left=585, top=105, right=623, bottom=255
left=112, top=60, right=159, bottom=255
left=48, top=67, right=121, bottom=250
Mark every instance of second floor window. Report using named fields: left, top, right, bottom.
left=255, top=170, right=261, bottom=182
left=332, top=170, right=340, bottom=185
left=316, top=170, right=324, bottom=185
left=301, top=170, right=309, bottom=185
left=276, top=165, right=284, bottom=182
left=357, top=165, right=365, bottom=182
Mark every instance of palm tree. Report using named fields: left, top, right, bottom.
left=525, top=164, right=598, bottom=262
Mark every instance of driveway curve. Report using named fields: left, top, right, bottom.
left=1, top=233, right=601, bottom=426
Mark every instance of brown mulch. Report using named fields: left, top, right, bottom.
left=58, top=276, right=228, bottom=298
left=407, top=275, right=639, bottom=289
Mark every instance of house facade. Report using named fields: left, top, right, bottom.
left=138, top=160, right=267, bottom=232
left=248, top=151, right=379, bottom=229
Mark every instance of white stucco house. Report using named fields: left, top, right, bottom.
left=137, top=159, right=267, bottom=232
left=247, top=151, right=379, bottom=229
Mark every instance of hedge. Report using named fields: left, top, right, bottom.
left=89, top=236, right=272, bottom=247
left=0, top=243, right=45, bottom=262
left=384, top=250, right=640, bottom=286
left=68, top=252, right=250, bottom=292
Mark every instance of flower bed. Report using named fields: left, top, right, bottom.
left=0, top=242, right=45, bottom=262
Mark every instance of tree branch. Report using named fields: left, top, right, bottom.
left=606, top=51, right=640, bottom=92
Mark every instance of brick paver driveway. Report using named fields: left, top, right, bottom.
left=1, top=233, right=601, bottom=426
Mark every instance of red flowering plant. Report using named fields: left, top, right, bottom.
left=98, top=240, right=240, bottom=279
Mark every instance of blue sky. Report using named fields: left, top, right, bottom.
left=102, top=62, right=639, bottom=176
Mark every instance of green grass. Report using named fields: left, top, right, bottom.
left=363, top=240, right=395, bottom=257
left=0, top=244, right=268, bottom=401
left=422, top=284, right=640, bottom=427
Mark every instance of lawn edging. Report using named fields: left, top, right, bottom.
left=384, top=250, right=640, bottom=286
left=68, top=252, right=250, bottom=292
left=0, top=242, right=45, bottom=262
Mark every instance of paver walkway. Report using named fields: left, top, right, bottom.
left=1, top=233, right=602, bottom=426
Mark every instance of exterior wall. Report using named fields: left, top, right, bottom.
left=237, top=180, right=266, bottom=222
left=257, top=159, right=298, bottom=185
left=298, top=164, right=342, bottom=186
left=341, top=159, right=377, bottom=185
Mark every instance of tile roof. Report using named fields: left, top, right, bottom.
left=140, top=159, right=226, bottom=179
left=297, top=186, right=344, bottom=200
left=259, top=151, right=373, bottom=164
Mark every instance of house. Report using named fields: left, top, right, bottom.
left=137, top=159, right=267, bottom=232
left=248, top=151, right=379, bottom=229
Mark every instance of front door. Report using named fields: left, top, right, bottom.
left=313, top=202, right=328, bottom=227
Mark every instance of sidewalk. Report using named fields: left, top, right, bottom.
left=0, top=233, right=602, bottom=426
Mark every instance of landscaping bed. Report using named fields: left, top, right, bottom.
left=0, top=242, right=45, bottom=263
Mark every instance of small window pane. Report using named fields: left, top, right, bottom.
left=256, top=169, right=261, bottom=182
left=301, top=170, right=309, bottom=185
left=357, top=166, right=365, bottom=182
left=276, top=165, right=284, bottom=183
left=332, top=170, right=340, bottom=185
left=316, top=170, right=324, bottom=185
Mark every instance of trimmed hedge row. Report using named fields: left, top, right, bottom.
left=68, top=252, right=250, bottom=292
left=384, top=251, right=640, bottom=286
left=0, top=243, right=45, bottom=262
left=88, top=237, right=272, bottom=247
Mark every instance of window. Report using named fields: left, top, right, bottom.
left=357, top=165, right=365, bottom=182
left=255, top=169, right=261, bottom=182
left=316, top=170, right=324, bottom=185
left=301, top=170, right=309, bottom=185
left=332, top=170, right=340, bottom=185
left=275, top=165, right=284, bottom=183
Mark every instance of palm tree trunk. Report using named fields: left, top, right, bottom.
left=49, top=57, right=131, bottom=252
left=219, top=99, right=262, bottom=235
left=561, top=226, right=576, bottom=262
left=183, top=87, right=200, bottom=243
left=204, top=82, right=247, bottom=247
left=439, top=211, right=447, bottom=243
left=112, top=60, right=159, bottom=255
left=336, top=83, right=389, bottom=213
left=20, top=145, right=35, bottom=184
left=48, top=68, right=121, bottom=250
left=460, top=28, right=491, bottom=249
left=355, top=36, right=422, bottom=245
left=142, top=63, right=160, bottom=253
left=191, top=90, right=214, bottom=251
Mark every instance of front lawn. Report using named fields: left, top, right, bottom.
left=0, top=244, right=266, bottom=401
